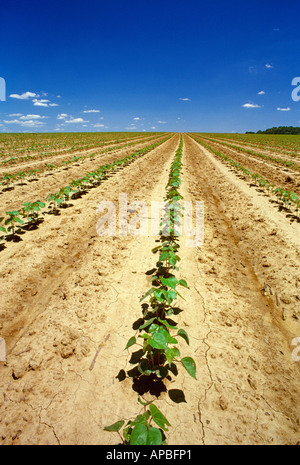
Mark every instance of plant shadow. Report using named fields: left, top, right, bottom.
left=21, top=218, right=44, bottom=231
left=5, top=233, right=23, bottom=242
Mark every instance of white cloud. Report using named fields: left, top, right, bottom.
left=151, top=126, right=156, bottom=129
left=3, top=118, right=45, bottom=128
left=8, top=113, right=22, bottom=117
left=19, top=114, right=46, bottom=120
left=265, top=63, right=273, bottom=68
left=58, top=114, right=88, bottom=124
left=93, top=123, right=105, bottom=127
left=9, top=91, right=37, bottom=100
left=33, top=99, right=50, bottom=107
left=277, top=107, right=291, bottom=111
left=133, top=117, right=141, bottom=120
left=242, top=103, right=262, bottom=108
left=32, top=98, right=58, bottom=107
left=258, top=91, right=265, bottom=95
left=158, top=120, right=167, bottom=124
left=83, top=109, right=100, bottom=113
left=179, top=97, right=191, bottom=101
left=19, top=120, right=45, bottom=128
left=125, top=126, right=137, bottom=130
left=65, top=117, right=88, bottom=124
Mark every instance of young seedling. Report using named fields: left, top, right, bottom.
left=125, top=320, right=196, bottom=380
left=104, top=400, right=170, bottom=445
left=46, top=192, right=64, bottom=212
left=0, top=217, right=7, bottom=248
left=21, top=201, right=45, bottom=227
left=4, top=210, right=24, bottom=239
left=124, top=135, right=196, bottom=382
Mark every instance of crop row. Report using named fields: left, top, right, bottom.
left=0, top=136, right=172, bottom=248
left=104, top=135, right=197, bottom=445
left=0, top=134, right=168, bottom=189
left=0, top=132, right=165, bottom=168
left=197, top=133, right=300, bottom=156
left=191, top=136, right=300, bottom=214
left=0, top=132, right=166, bottom=159
left=198, top=135, right=300, bottom=170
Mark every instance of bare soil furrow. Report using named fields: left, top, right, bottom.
left=0, top=134, right=170, bottom=218
left=0, top=133, right=166, bottom=176
left=203, top=135, right=300, bottom=163
left=194, top=136, right=300, bottom=197
left=178, top=134, right=300, bottom=444
left=0, top=134, right=182, bottom=444
left=0, top=132, right=299, bottom=446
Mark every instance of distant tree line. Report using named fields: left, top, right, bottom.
left=246, top=126, right=300, bottom=135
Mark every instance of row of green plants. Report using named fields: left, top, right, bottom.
left=0, top=136, right=172, bottom=247
left=200, top=135, right=300, bottom=171
left=0, top=133, right=168, bottom=189
left=194, top=132, right=300, bottom=157
left=104, top=135, right=197, bottom=445
left=191, top=136, right=300, bottom=214
left=0, top=132, right=166, bottom=159
left=0, top=132, right=161, bottom=163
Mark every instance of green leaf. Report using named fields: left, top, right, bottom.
left=124, top=336, right=136, bottom=350
left=177, top=329, right=190, bottom=345
left=147, top=427, right=163, bottom=445
left=103, top=420, right=125, bottom=432
left=160, top=276, right=178, bottom=289
left=130, top=423, right=148, bottom=445
left=165, top=347, right=180, bottom=366
left=148, top=336, right=167, bottom=350
left=157, top=317, right=178, bottom=330
left=181, top=356, right=197, bottom=379
left=149, top=404, right=171, bottom=432
left=152, top=245, right=161, bottom=253
left=140, top=287, right=155, bottom=301
left=130, top=423, right=162, bottom=445
left=149, top=324, right=178, bottom=348
left=166, top=289, right=177, bottom=304
left=138, top=317, right=156, bottom=330
left=153, top=289, right=166, bottom=303
left=159, top=251, right=170, bottom=261
left=130, top=411, right=150, bottom=427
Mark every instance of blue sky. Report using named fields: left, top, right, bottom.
left=0, top=0, right=299, bottom=133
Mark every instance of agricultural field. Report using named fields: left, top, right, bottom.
left=0, top=132, right=299, bottom=445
